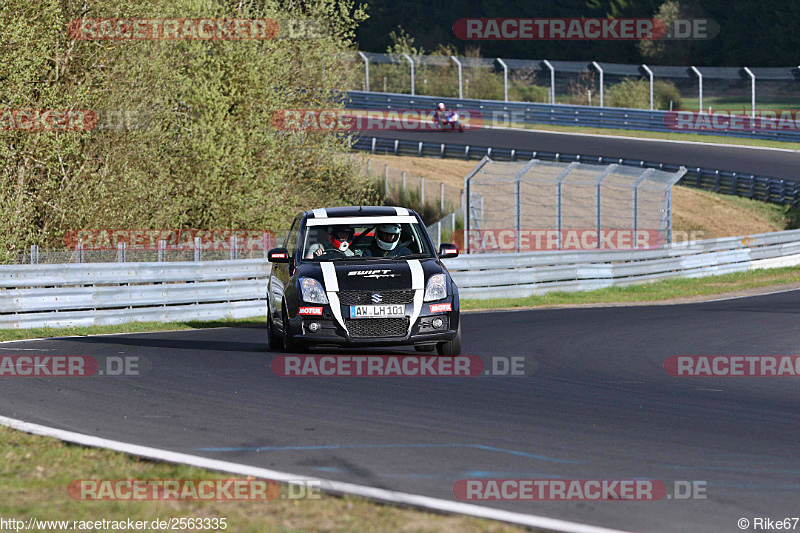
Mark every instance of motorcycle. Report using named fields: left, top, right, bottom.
left=433, top=110, right=464, bottom=132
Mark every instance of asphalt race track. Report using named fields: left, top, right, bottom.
left=2, top=289, right=800, bottom=532
left=360, top=128, right=800, bottom=180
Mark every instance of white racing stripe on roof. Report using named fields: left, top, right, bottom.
left=394, top=207, right=409, bottom=216
left=306, top=215, right=417, bottom=227
left=312, top=208, right=327, bottom=219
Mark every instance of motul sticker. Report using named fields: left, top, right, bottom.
left=429, top=303, right=452, bottom=313
left=298, top=307, right=323, bottom=315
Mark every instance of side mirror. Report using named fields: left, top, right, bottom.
left=439, top=243, right=459, bottom=259
left=268, top=247, right=290, bottom=263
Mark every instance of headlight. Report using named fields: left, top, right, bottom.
left=423, top=274, right=447, bottom=302
left=300, top=277, right=329, bottom=304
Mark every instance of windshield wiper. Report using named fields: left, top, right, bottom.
left=390, top=253, right=432, bottom=260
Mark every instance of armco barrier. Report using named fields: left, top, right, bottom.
left=344, top=91, right=800, bottom=143
left=442, top=228, right=800, bottom=299
left=352, top=136, right=800, bottom=207
left=0, top=259, right=269, bottom=329
left=3, top=230, right=800, bottom=327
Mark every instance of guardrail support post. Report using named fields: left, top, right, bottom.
left=358, top=51, right=370, bottom=92
left=230, top=235, right=238, bottom=260
left=117, top=242, right=126, bottom=263
left=591, top=61, right=604, bottom=107
left=194, top=237, right=201, bottom=262
left=743, top=67, right=756, bottom=116
left=496, top=58, right=509, bottom=101
left=642, top=64, right=654, bottom=110
left=158, top=240, right=166, bottom=262
left=543, top=60, right=555, bottom=104
left=690, top=66, right=703, bottom=111
left=402, top=53, right=415, bottom=96
left=451, top=56, right=463, bottom=99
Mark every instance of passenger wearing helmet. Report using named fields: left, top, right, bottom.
left=305, top=225, right=356, bottom=258
left=363, top=223, right=412, bottom=257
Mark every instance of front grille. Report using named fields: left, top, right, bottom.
left=346, top=317, right=409, bottom=338
left=337, top=290, right=415, bottom=305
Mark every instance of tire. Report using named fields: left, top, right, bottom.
left=267, top=311, right=282, bottom=350
left=414, top=344, right=435, bottom=352
left=282, top=304, right=303, bottom=353
left=437, top=321, right=462, bottom=356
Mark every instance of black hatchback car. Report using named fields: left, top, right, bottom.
left=266, top=206, right=461, bottom=354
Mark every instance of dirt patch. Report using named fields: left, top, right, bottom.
left=672, top=186, right=781, bottom=238
left=357, top=153, right=476, bottom=191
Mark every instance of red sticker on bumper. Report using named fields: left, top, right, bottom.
left=429, top=303, right=452, bottom=313
left=298, top=307, right=323, bottom=315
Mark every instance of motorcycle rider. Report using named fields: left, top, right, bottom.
left=363, top=223, right=412, bottom=257
left=433, top=102, right=447, bottom=125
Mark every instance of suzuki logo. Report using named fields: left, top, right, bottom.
left=371, top=293, right=383, bottom=303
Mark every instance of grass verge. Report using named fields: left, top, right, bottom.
left=0, top=425, right=521, bottom=532
left=496, top=121, right=800, bottom=151
left=461, top=266, right=800, bottom=311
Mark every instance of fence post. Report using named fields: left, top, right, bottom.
left=437, top=221, right=441, bottom=249
left=367, top=158, right=371, bottom=176
left=402, top=171, right=406, bottom=192
left=357, top=51, right=370, bottom=91
left=496, top=58, right=509, bottom=102
left=451, top=56, right=463, bottom=99
left=158, top=240, right=166, bottom=262
left=117, top=242, right=126, bottom=262
left=690, top=66, right=703, bottom=111
left=591, top=61, right=604, bottom=107
left=543, top=60, right=555, bottom=104
left=30, top=245, right=38, bottom=265
left=402, top=53, right=415, bottom=95
left=76, top=244, right=83, bottom=264
left=420, top=177, right=425, bottom=204
left=194, top=236, right=201, bottom=262
left=384, top=165, right=389, bottom=195
left=263, top=232, right=270, bottom=258
left=230, top=235, right=238, bottom=260
left=743, top=67, right=756, bottom=116
left=642, top=64, right=654, bottom=110
left=440, top=182, right=445, bottom=213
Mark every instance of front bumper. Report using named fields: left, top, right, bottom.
left=288, top=298, right=459, bottom=347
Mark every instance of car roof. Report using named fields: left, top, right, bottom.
left=302, top=206, right=419, bottom=219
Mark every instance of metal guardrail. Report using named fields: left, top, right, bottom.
left=351, top=136, right=800, bottom=207
left=442, top=228, right=800, bottom=299
left=0, top=259, right=269, bottom=329
left=344, top=91, right=800, bottom=143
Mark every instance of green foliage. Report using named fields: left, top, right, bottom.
left=654, top=80, right=682, bottom=110
left=605, top=77, right=651, bottom=109
left=0, top=0, right=376, bottom=255
left=604, top=77, right=681, bottom=110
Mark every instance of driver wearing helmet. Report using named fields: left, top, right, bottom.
left=363, top=223, right=412, bottom=257
left=433, top=102, right=447, bottom=124
left=305, top=225, right=356, bottom=258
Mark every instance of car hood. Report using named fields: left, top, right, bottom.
left=296, top=257, right=444, bottom=291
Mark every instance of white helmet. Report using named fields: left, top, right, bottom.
left=375, top=223, right=402, bottom=251
left=438, top=102, right=446, bottom=110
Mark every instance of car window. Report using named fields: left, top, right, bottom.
left=284, top=216, right=301, bottom=256
left=300, top=220, right=434, bottom=260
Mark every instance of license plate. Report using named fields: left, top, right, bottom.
left=349, top=305, right=405, bottom=318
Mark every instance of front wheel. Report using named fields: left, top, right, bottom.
left=437, top=321, right=461, bottom=356
left=267, top=311, right=282, bottom=350
left=282, top=304, right=304, bottom=353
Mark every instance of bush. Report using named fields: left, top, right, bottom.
left=510, top=84, right=550, bottom=103
left=654, top=80, right=682, bottom=110
left=605, top=78, right=651, bottom=109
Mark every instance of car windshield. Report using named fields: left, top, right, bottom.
left=300, top=219, right=434, bottom=261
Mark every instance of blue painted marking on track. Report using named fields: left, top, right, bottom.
left=193, top=443, right=582, bottom=464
